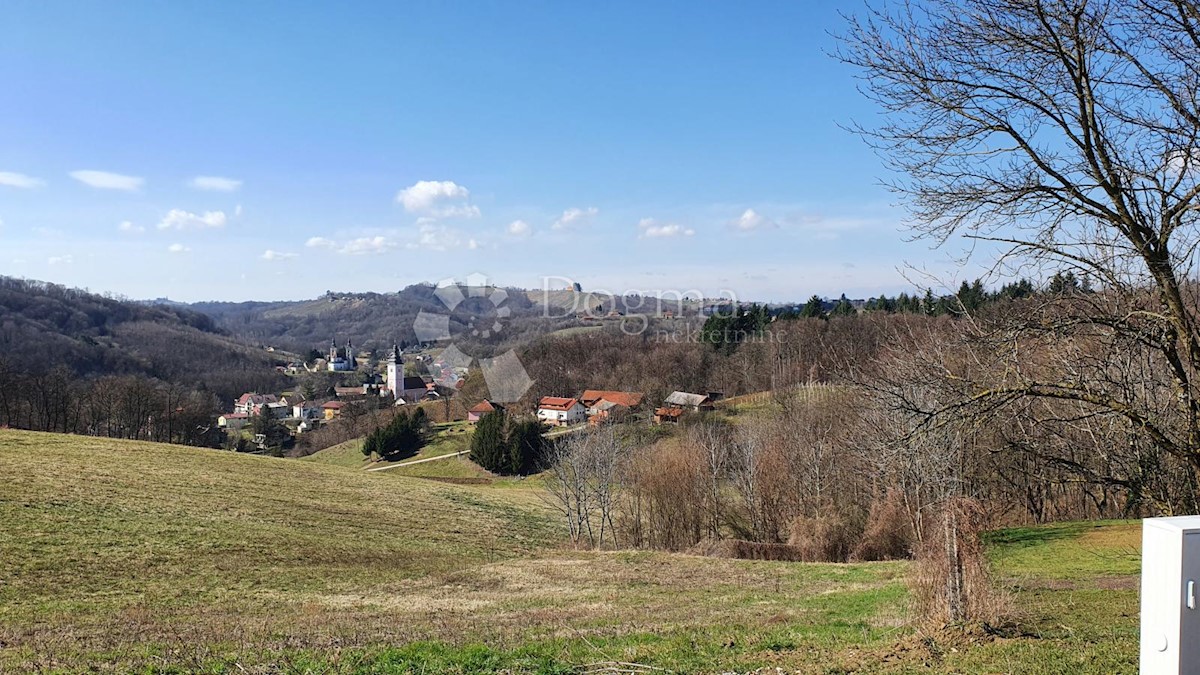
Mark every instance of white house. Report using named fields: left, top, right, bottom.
left=537, top=396, right=586, bottom=427
left=292, top=400, right=323, bottom=421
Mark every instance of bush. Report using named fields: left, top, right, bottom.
left=363, top=408, right=428, bottom=460
left=787, top=510, right=861, bottom=562
left=910, top=498, right=1007, bottom=625
left=852, top=489, right=915, bottom=561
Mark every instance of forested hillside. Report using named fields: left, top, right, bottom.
left=191, top=283, right=691, bottom=356
left=0, top=277, right=289, bottom=440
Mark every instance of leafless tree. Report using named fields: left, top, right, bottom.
left=840, top=0, right=1200, bottom=509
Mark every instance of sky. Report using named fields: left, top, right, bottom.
left=0, top=1, right=988, bottom=303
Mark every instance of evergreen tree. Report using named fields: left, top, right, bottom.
left=800, top=294, right=826, bottom=319
left=506, top=418, right=547, bottom=475
left=831, top=294, right=855, bottom=317
left=470, top=411, right=508, bottom=472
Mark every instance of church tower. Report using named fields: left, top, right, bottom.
left=387, top=344, right=403, bottom=400
left=329, top=338, right=338, bottom=363
left=346, top=339, right=354, bottom=368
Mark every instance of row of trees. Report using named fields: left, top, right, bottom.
left=0, top=362, right=222, bottom=446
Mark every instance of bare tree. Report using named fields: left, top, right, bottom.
left=840, top=0, right=1200, bottom=508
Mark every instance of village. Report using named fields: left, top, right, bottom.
left=218, top=336, right=724, bottom=450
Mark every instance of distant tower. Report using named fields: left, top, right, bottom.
left=387, top=344, right=404, bottom=399
left=346, top=339, right=354, bottom=368
left=329, top=338, right=338, bottom=363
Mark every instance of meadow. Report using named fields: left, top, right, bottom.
left=0, top=429, right=1140, bottom=672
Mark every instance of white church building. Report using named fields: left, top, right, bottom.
left=326, top=338, right=356, bottom=372
left=387, top=344, right=429, bottom=404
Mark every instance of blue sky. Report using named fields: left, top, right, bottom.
left=0, top=1, right=983, bottom=302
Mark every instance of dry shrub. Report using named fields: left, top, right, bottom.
left=852, top=488, right=916, bottom=561
left=619, top=441, right=709, bottom=550
left=688, top=537, right=807, bottom=562
left=787, top=510, right=862, bottom=562
left=911, top=497, right=1008, bottom=626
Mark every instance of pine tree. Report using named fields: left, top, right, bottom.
left=470, top=411, right=507, bottom=472
left=800, top=295, right=826, bottom=319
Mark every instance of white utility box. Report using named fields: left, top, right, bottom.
left=1141, top=516, right=1200, bottom=673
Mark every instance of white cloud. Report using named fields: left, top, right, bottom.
left=340, top=236, right=399, bottom=255
left=731, top=208, right=777, bottom=231
left=48, top=254, right=73, bottom=265
left=189, top=176, right=243, bottom=192
left=261, top=250, right=298, bottom=261
left=234, top=204, right=243, bottom=217
left=507, top=219, right=532, bottom=237
left=69, top=170, right=144, bottom=191
left=158, top=209, right=227, bottom=230
left=638, top=217, right=695, bottom=239
left=395, top=180, right=480, bottom=218
left=552, top=206, right=599, bottom=230
left=0, top=172, right=45, bottom=189
left=118, top=220, right=145, bottom=233
left=167, top=243, right=189, bottom=254
left=413, top=222, right=467, bottom=251
left=306, top=236, right=336, bottom=249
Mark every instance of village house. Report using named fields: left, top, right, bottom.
left=263, top=401, right=291, bottom=419
left=579, top=390, right=645, bottom=425
left=321, top=401, right=345, bottom=420
left=233, top=393, right=278, bottom=416
left=537, top=396, right=586, bottom=427
left=218, top=413, right=249, bottom=430
left=467, top=399, right=503, bottom=423
left=292, top=400, right=323, bottom=421
left=654, top=391, right=718, bottom=424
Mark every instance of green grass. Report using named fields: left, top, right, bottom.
left=0, top=429, right=1147, bottom=672
left=300, top=436, right=369, bottom=468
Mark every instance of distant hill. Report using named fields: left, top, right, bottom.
left=0, top=276, right=289, bottom=402
left=188, top=283, right=696, bottom=357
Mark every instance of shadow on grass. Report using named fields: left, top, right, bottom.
left=983, top=519, right=1134, bottom=548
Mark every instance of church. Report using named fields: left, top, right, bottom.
left=387, top=344, right=429, bottom=404
left=326, top=338, right=356, bottom=372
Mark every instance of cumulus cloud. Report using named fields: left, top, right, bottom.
left=118, top=220, right=145, bottom=233
left=261, top=250, right=298, bottom=261
left=189, top=176, right=242, bottom=192
left=306, top=236, right=336, bottom=249
left=731, top=208, right=777, bottom=231
left=158, top=209, right=227, bottom=230
left=48, top=254, right=73, bottom=265
left=0, top=172, right=45, bottom=189
left=69, top=170, right=144, bottom=191
left=395, top=180, right=480, bottom=218
left=340, top=236, right=399, bottom=255
left=412, top=222, right=470, bottom=251
left=638, top=217, right=695, bottom=239
left=167, top=243, right=190, bottom=254
left=507, top=219, right=532, bottom=237
left=552, top=206, right=599, bottom=230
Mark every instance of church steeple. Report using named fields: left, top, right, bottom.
left=387, top=343, right=404, bottom=400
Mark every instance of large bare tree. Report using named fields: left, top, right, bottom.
left=841, top=0, right=1200, bottom=509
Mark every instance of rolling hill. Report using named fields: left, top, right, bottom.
left=0, top=429, right=1142, bottom=672
left=0, top=277, right=289, bottom=402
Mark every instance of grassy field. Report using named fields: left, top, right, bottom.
left=0, top=429, right=1143, bottom=672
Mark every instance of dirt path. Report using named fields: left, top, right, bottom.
left=366, top=450, right=468, bottom=472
